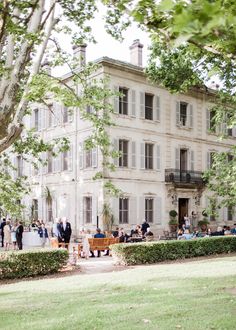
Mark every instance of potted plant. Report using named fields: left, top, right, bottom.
left=102, top=203, right=114, bottom=233
left=169, top=210, right=178, bottom=232
left=198, top=218, right=209, bottom=232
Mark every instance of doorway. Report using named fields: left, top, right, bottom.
left=178, top=198, right=188, bottom=228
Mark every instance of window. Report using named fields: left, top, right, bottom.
left=209, top=109, right=217, bottom=132
left=85, top=149, right=92, bottom=168
left=145, top=143, right=153, bottom=169
left=84, top=197, right=92, bottom=223
left=17, top=156, right=23, bottom=177
left=63, top=106, right=68, bottom=123
left=119, top=88, right=128, bottom=115
left=119, top=140, right=128, bottom=167
left=119, top=198, right=129, bottom=224
left=47, top=152, right=53, bottom=173
left=34, top=108, right=39, bottom=131
left=62, top=150, right=69, bottom=171
left=228, top=128, right=233, bottom=136
left=145, top=198, right=153, bottom=223
left=32, top=199, right=38, bottom=221
left=145, top=94, right=153, bottom=120
left=180, top=102, right=188, bottom=126
left=48, top=110, right=52, bottom=128
left=228, top=206, right=233, bottom=221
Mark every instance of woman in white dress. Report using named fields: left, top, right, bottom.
left=4, top=220, right=12, bottom=251
left=82, top=229, right=92, bottom=259
left=11, top=222, right=17, bottom=250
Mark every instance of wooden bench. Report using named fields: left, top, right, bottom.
left=88, top=237, right=119, bottom=252
left=50, top=238, right=70, bottom=249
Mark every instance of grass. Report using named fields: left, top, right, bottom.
left=0, top=256, right=236, bottom=330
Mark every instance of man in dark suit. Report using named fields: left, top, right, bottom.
left=0, top=218, right=6, bottom=247
left=16, top=221, right=24, bottom=250
left=60, top=217, right=72, bottom=247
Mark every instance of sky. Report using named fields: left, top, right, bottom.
left=57, top=4, right=150, bottom=73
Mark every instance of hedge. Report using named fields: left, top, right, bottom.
left=0, top=248, right=69, bottom=280
left=111, top=236, right=236, bottom=265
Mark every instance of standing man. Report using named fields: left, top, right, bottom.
left=60, top=217, right=72, bottom=248
left=0, top=218, right=6, bottom=248
left=16, top=221, right=24, bottom=250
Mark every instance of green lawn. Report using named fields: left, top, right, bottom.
left=0, top=256, right=236, bottom=330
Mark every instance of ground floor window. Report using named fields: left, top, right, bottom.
left=228, top=206, right=233, bottom=221
left=32, top=199, right=38, bottom=221
left=145, top=198, right=153, bottom=223
left=119, top=198, right=129, bottom=224
left=84, top=196, right=92, bottom=224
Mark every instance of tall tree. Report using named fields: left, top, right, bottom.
left=104, top=0, right=236, bottom=211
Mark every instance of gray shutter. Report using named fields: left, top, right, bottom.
left=190, top=150, right=194, bottom=171
left=139, top=196, right=145, bottom=223
left=207, top=151, right=211, bottom=169
left=113, top=139, right=119, bottom=167
left=92, top=147, right=97, bottom=168
left=92, top=195, right=97, bottom=225
left=79, top=197, right=84, bottom=226
left=140, top=92, right=145, bottom=119
left=129, top=196, right=137, bottom=225
left=175, top=148, right=180, bottom=169
left=140, top=142, right=145, bottom=169
left=68, top=108, right=74, bottom=122
left=68, top=144, right=73, bottom=171
left=131, top=90, right=136, bottom=117
left=41, top=108, right=46, bottom=129
left=42, top=152, right=47, bottom=174
left=113, top=85, right=119, bottom=113
left=223, top=207, right=228, bottom=221
left=131, top=141, right=136, bottom=168
left=111, top=197, right=119, bottom=224
left=38, top=109, right=42, bottom=131
left=52, top=102, right=57, bottom=126
left=52, top=153, right=57, bottom=173
left=232, top=126, right=236, bottom=137
left=156, top=145, right=161, bottom=170
left=189, top=104, right=193, bottom=128
left=206, top=109, right=210, bottom=131
left=154, top=95, right=160, bottom=121
left=176, top=101, right=180, bottom=125
left=79, top=142, right=84, bottom=170
left=155, top=197, right=162, bottom=225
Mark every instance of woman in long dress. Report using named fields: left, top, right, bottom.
left=4, top=220, right=12, bottom=251
left=11, top=222, right=17, bottom=250
left=82, top=229, right=92, bottom=259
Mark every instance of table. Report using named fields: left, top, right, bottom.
left=22, top=231, right=46, bottom=247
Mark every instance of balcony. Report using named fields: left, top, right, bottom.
left=165, top=169, right=205, bottom=188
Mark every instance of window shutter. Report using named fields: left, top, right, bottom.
left=113, top=85, right=119, bottom=113
left=131, top=89, right=136, bottom=117
left=30, top=112, right=34, bottom=129
left=79, top=142, right=84, bottom=170
left=68, top=108, right=74, bottom=122
left=176, top=101, right=180, bottom=125
left=113, top=139, right=119, bottom=167
left=155, top=197, right=162, bottom=225
left=188, top=104, right=193, bottom=128
left=207, top=151, right=211, bottom=169
left=232, top=127, right=236, bottom=137
left=175, top=148, right=180, bottom=169
left=129, top=196, right=137, bottom=225
left=190, top=150, right=194, bottom=171
left=154, top=95, right=160, bottom=121
left=92, top=147, right=97, bottom=168
left=156, top=145, right=161, bottom=170
left=52, top=103, right=58, bottom=126
left=55, top=153, right=61, bottom=172
left=139, top=196, right=145, bottom=223
left=68, top=144, right=73, bottom=171
left=111, top=197, right=119, bottom=224
left=131, top=141, right=136, bottom=168
left=92, top=195, right=97, bottom=225
left=221, top=122, right=227, bottom=135
left=52, top=154, right=57, bottom=173
left=42, top=152, right=47, bottom=174
left=41, top=109, right=46, bottom=129
left=38, top=109, right=42, bottom=131
left=140, top=142, right=145, bottom=169
left=223, top=207, right=228, bottom=221
left=140, top=92, right=145, bottom=119
left=206, top=109, right=210, bottom=131
left=12, top=156, right=17, bottom=179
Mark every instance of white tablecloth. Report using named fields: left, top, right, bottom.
left=22, top=231, right=48, bottom=247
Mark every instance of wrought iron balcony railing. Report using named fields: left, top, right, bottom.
left=165, top=169, right=205, bottom=185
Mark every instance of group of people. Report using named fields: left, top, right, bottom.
left=177, top=223, right=236, bottom=240
left=80, top=220, right=154, bottom=259
left=0, top=218, right=23, bottom=251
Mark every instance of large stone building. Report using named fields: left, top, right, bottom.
left=22, top=40, right=236, bottom=235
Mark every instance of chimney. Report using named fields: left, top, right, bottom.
left=72, top=44, right=87, bottom=68
left=129, top=39, right=143, bottom=67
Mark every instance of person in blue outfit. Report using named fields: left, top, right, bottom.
left=38, top=224, right=49, bottom=247
left=91, top=228, right=105, bottom=257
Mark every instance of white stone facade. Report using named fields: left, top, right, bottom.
left=21, top=55, right=236, bottom=236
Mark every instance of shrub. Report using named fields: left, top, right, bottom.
left=169, top=210, right=178, bottom=218
left=111, top=236, right=236, bottom=265
left=0, top=248, right=68, bottom=280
